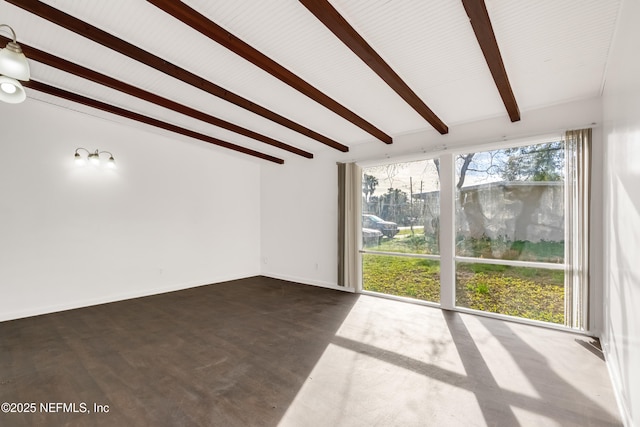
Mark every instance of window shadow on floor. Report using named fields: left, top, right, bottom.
left=327, top=308, right=621, bottom=426
left=475, top=314, right=621, bottom=426
left=442, top=310, right=521, bottom=426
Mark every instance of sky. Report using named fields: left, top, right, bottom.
left=363, top=140, right=565, bottom=198
left=363, top=159, right=439, bottom=197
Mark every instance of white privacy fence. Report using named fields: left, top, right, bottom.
left=417, top=181, right=564, bottom=243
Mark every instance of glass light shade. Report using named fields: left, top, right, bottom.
left=0, top=75, right=25, bottom=103
left=74, top=152, right=85, bottom=166
left=107, top=156, right=116, bottom=169
left=89, top=153, right=100, bottom=165
left=1, top=81, right=15, bottom=93
left=0, top=41, right=30, bottom=81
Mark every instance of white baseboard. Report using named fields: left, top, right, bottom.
left=0, top=273, right=252, bottom=322
left=602, top=336, right=633, bottom=427
left=262, top=273, right=356, bottom=293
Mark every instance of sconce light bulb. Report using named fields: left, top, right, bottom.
left=107, top=156, right=116, bottom=169
left=89, top=153, right=100, bottom=165
left=74, top=152, right=84, bottom=165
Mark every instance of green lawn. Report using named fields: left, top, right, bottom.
left=396, top=226, right=424, bottom=236
left=366, top=234, right=438, bottom=254
left=362, top=254, right=565, bottom=324
left=456, top=262, right=564, bottom=324
left=362, top=255, right=440, bottom=302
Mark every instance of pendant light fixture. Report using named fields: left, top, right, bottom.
left=0, top=24, right=31, bottom=104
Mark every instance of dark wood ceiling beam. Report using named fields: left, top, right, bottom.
left=24, top=80, right=284, bottom=164
left=461, top=0, right=520, bottom=122
left=0, top=35, right=313, bottom=159
left=299, top=0, right=448, bottom=135
left=7, top=0, right=348, bottom=152
left=147, top=0, right=392, bottom=145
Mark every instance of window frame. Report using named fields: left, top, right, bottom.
left=358, top=133, right=590, bottom=333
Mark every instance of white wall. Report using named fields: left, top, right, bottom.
left=601, top=0, right=640, bottom=424
left=260, top=150, right=342, bottom=289
left=0, top=98, right=262, bottom=321
left=261, top=98, right=603, bottom=313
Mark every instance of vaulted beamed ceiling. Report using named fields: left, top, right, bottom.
left=0, top=0, right=620, bottom=163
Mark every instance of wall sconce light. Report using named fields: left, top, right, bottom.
left=74, top=148, right=116, bottom=168
left=0, top=24, right=30, bottom=104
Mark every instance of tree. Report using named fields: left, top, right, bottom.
left=433, top=153, right=481, bottom=189
left=501, top=142, right=564, bottom=182
left=456, top=154, right=476, bottom=189
left=380, top=188, right=409, bottom=224
left=362, top=174, right=379, bottom=202
left=433, top=142, right=564, bottom=188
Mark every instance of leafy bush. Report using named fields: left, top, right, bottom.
left=456, top=236, right=564, bottom=263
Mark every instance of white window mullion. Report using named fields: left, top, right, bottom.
left=439, top=153, right=455, bottom=310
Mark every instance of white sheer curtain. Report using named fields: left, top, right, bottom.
left=337, top=162, right=361, bottom=287
left=565, top=128, right=591, bottom=330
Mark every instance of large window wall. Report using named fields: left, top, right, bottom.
left=361, top=136, right=588, bottom=330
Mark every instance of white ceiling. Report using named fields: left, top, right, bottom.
left=0, top=0, right=622, bottom=162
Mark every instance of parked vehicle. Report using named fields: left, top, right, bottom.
left=362, top=214, right=399, bottom=238
left=362, top=227, right=383, bottom=246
